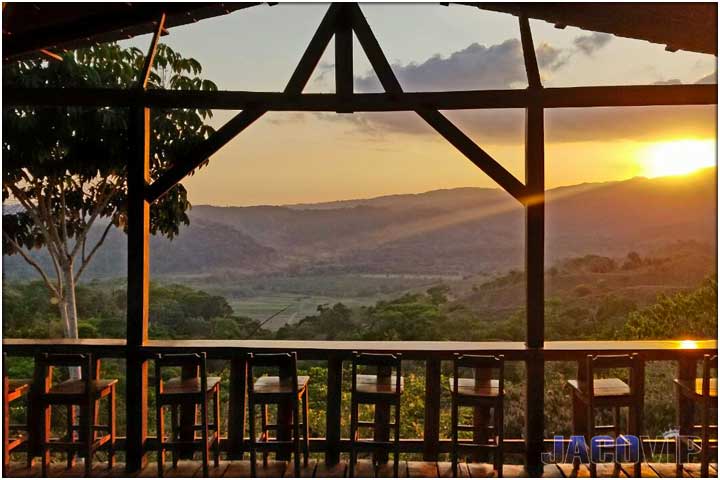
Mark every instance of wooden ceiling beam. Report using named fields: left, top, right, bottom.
left=4, top=83, right=715, bottom=111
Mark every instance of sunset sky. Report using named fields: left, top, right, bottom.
left=125, top=3, right=717, bottom=206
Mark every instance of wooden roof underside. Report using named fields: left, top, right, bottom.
left=472, top=2, right=717, bottom=55
left=2, top=2, right=717, bottom=62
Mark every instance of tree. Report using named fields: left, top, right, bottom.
left=621, top=278, right=717, bottom=339
left=2, top=43, right=217, bottom=342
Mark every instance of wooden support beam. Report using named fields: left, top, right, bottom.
left=125, top=107, right=151, bottom=473
left=147, top=3, right=341, bottom=202
left=227, top=355, right=248, bottom=460
left=418, top=109, right=528, bottom=202
left=137, top=13, right=166, bottom=90
left=519, top=15, right=542, bottom=89
left=145, top=107, right=265, bottom=202
left=423, top=359, right=441, bottom=461
left=524, top=104, right=545, bottom=475
left=334, top=4, right=354, bottom=110
left=4, top=83, right=716, bottom=110
left=349, top=3, right=403, bottom=95
left=285, top=3, right=341, bottom=95
left=325, top=356, right=343, bottom=465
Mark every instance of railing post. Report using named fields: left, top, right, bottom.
left=325, top=355, right=343, bottom=465
left=677, top=356, right=697, bottom=438
left=126, top=106, right=151, bottom=472
left=423, top=358, right=441, bottom=461
left=228, top=355, right=248, bottom=459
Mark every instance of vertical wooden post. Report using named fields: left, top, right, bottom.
left=228, top=355, right=248, bottom=460
left=335, top=4, right=353, bottom=107
left=276, top=362, right=293, bottom=461
left=677, top=356, right=697, bottom=437
left=374, top=365, right=391, bottom=464
left=126, top=106, right=151, bottom=473
left=326, top=356, right=343, bottom=465
left=423, top=359, right=441, bottom=461
left=525, top=103, right=545, bottom=476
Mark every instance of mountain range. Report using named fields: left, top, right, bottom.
left=3, top=168, right=716, bottom=280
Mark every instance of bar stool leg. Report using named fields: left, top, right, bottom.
left=451, top=397, right=458, bottom=477
left=171, top=404, right=179, bottom=468
left=349, top=400, right=358, bottom=478
left=587, top=403, right=596, bottom=478
left=496, top=401, right=504, bottom=478
left=66, top=405, right=75, bottom=469
left=40, top=401, right=50, bottom=478
left=157, top=402, right=165, bottom=477
left=393, top=400, right=400, bottom=478
left=201, top=394, right=210, bottom=478
left=293, top=398, right=301, bottom=477
left=701, top=399, right=710, bottom=478
left=302, top=389, right=310, bottom=467
left=261, top=404, right=268, bottom=467
left=214, top=385, right=221, bottom=468
left=109, top=386, right=116, bottom=469
left=85, top=401, right=94, bottom=477
left=249, top=397, right=257, bottom=478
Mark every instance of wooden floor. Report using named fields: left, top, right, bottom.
left=6, top=460, right=718, bottom=478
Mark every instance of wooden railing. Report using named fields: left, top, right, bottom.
left=3, top=338, right=717, bottom=468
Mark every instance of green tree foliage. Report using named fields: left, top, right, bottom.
left=621, top=278, right=717, bottom=339
left=2, top=43, right=217, bottom=342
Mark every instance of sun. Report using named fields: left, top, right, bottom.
left=639, top=139, right=716, bottom=178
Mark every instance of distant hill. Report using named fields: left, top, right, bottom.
left=3, top=168, right=716, bottom=280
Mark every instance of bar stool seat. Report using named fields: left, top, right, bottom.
left=356, top=374, right=404, bottom=395
left=449, top=378, right=501, bottom=397
left=163, top=376, right=221, bottom=395
left=568, top=378, right=631, bottom=401
left=254, top=375, right=309, bottom=396
left=674, top=378, right=718, bottom=398
left=47, top=379, right=117, bottom=397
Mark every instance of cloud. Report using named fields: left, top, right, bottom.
left=573, top=32, right=613, bottom=56
left=355, top=39, right=566, bottom=93
left=303, top=38, right=714, bottom=145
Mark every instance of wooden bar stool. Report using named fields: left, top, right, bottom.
left=247, top=352, right=309, bottom=478
left=674, top=354, right=717, bottom=477
left=449, top=354, right=504, bottom=477
left=349, top=352, right=403, bottom=478
left=3, top=353, right=31, bottom=474
left=35, top=353, right=116, bottom=477
left=154, top=353, right=221, bottom=478
left=568, top=353, right=644, bottom=477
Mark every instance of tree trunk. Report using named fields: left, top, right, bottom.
left=58, top=260, right=81, bottom=379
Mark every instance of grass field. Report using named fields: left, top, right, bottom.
left=228, top=293, right=385, bottom=330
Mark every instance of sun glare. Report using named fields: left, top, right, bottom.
left=640, top=139, right=716, bottom=178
